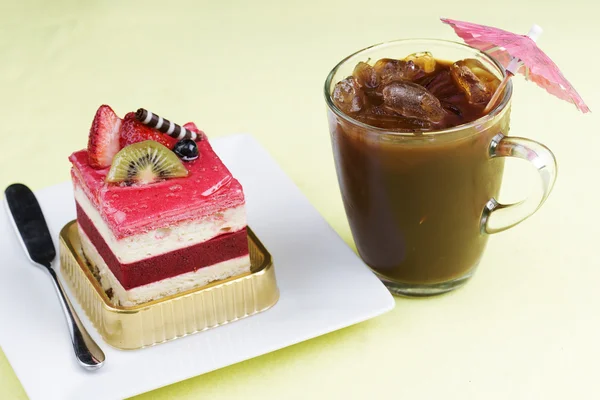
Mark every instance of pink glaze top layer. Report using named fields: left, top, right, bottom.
left=69, top=136, right=245, bottom=239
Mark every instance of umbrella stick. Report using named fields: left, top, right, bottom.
left=483, top=71, right=513, bottom=115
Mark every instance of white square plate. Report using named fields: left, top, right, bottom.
left=0, top=134, right=394, bottom=400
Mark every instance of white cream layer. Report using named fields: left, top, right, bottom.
left=74, top=186, right=246, bottom=264
left=79, top=226, right=251, bottom=307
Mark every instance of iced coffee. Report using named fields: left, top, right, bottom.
left=328, top=49, right=509, bottom=293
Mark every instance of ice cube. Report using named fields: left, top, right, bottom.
left=369, top=105, right=397, bottom=117
left=373, top=58, right=424, bottom=84
left=450, top=59, right=500, bottom=104
left=461, top=59, right=500, bottom=84
left=359, top=105, right=432, bottom=130
left=332, top=77, right=365, bottom=114
left=405, top=52, right=436, bottom=73
left=353, top=61, right=379, bottom=88
left=422, top=69, right=458, bottom=99
left=382, top=81, right=445, bottom=123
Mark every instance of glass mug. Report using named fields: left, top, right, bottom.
left=324, top=39, right=557, bottom=296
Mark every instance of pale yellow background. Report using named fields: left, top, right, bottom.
left=1, top=0, right=598, bottom=399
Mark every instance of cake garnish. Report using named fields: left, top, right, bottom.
left=119, top=112, right=178, bottom=150
left=135, top=108, right=203, bottom=142
left=88, top=105, right=122, bottom=169
left=105, top=140, right=188, bottom=185
left=173, top=139, right=199, bottom=161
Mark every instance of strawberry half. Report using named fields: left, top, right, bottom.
left=119, top=112, right=178, bottom=149
left=88, top=105, right=122, bottom=169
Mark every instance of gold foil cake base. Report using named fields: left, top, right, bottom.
left=59, top=220, right=279, bottom=350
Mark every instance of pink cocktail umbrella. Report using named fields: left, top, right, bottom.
left=441, top=18, right=590, bottom=114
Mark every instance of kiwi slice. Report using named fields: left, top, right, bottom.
left=105, top=140, right=188, bottom=185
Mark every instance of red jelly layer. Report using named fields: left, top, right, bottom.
left=77, top=203, right=249, bottom=290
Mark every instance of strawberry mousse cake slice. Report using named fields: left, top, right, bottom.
left=70, top=105, right=250, bottom=306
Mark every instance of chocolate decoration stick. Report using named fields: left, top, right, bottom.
left=135, top=108, right=199, bottom=141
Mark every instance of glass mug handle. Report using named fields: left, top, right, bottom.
left=481, top=133, right=558, bottom=234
